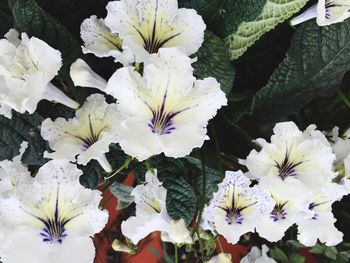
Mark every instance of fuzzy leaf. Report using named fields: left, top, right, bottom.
left=193, top=31, right=235, bottom=95
left=225, top=0, right=308, bottom=60
left=252, top=19, right=350, bottom=123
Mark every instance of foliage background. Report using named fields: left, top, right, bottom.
left=1, top=0, right=350, bottom=262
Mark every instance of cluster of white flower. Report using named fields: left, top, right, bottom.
left=1, top=0, right=350, bottom=262
left=201, top=122, right=350, bottom=249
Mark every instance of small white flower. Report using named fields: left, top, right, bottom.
left=291, top=0, right=350, bottom=26
left=41, top=94, right=119, bottom=172
left=246, top=122, right=336, bottom=201
left=0, top=141, right=31, bottom=198
left=203, top=170, right=275, bottom=244
left=0, top=29, right=79, bottom=118
left=121, top=170, right=172, bottom=244
left=240, top=245, right=277, bottom=263
left=255, top=192, right=304, bottom=242
left=105, top=0, right=206, bottom=62
left=109, top=48, right=226, bottom=161
left=160, top=218, right=193, bottom=244
left=207, top=253, right=232, bottom=263
left=297, top=183, right=346, bottom=246
left=0, top=160, right=108, bottom=263
left=80, top=15, right=134, bottom=65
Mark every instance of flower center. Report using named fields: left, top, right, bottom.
left=132, top=0, right=180, bottom=54
left=325, top=0, right=350, bottom=19
left=274, top=148, right=302, bottom=180
left=270, top=201, right=288, bottom=221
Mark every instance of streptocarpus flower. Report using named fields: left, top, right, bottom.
left=296, top=183, right=346, bottom=246
left=41, top=94, right=119, bottom=172
left=255, top=192, right=304, bottom=242
left=108, top=48, right=227, bottom=161
left=0, top=29, right=79, bottom=119
left=121, top=170, right=172, bottom=244
left=246, top=122, right=336, bottom=201
left=203, top=171, right=275, bottom=244
left=80, top=15, right=134, bottom=65
left=291, top=0, right=350, bottom=26
left=0, top=141, right=31, bottom=198
left=105, top=0, right=206, bottom=62
left=160, top=218, right=193, bottom=244
left=0, top=160, right=108, bottom=263
left=240, top=245, right=277, bottom=263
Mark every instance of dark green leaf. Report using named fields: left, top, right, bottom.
left=157, top=159, right=196, bottom=224
left=0, top=0, right=13, bottom=36
left=193, top=31, right=235, bottom=96
left=310, top=244, right=324, bottom=254
left=79, top=160, right=103, bottom=190
left=252, top=20, right=350, bottom=123
left=0, top=112, right=47, bottom=166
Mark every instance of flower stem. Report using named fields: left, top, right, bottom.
left=210, top=123, right=223, bottom=178
left=337, top=89, right=350, bottom=109
left=175, top=244, right=179, bottom=263
left=217, top=236, right=224, bottom=253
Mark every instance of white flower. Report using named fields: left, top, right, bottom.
left=160, top=218, right=193, bottom=244
left=0, top=141, right=31, bottom=198
left=207, top=253, right=232, bottom=263
left=246, top=122, right=336, bottom=201
left=203, top=170, right=275, bottom=244
left=41, top=94, right=119, bottom=172
left=296, top=183, right=346, bottom=246
left=105, top=0, right=206, bottom=62
left=0, top=160, right=108, bottom=263
left=291, top=0, right=350, bottom=26
left=255, top=192, right=305, bottom=242
left=240, top=245, right=277, bottom=263
left=0, top=29, right=79, bottom=118
left=80, top=15, right=134, bottom=65
left=109, top=48, right=226, bottom=161
left=121, top=170, right=172, bottom=244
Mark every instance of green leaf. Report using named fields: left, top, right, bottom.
left=117, top=200, right=133, bottom=210
left=310, top=244, right=324, bottom=254
left=289, top=253, right=305, bottom=263
left=110, top=182, right=134, bottom=203
left=225, top=0, right=308, bottom=60
left=157, top=159, right=197, bottom=224
left=193, top=31, right=235, bottom=95
left=270, top=247, right=289, bottom=262
left=79, top=160, right=103, bottom=190
left=252, top=19, right=350, bottom=123
left=324, top=246, right=338, bottom=260
left=184, top=156, right=222, bottom=200
left=179, top=0, right=267, bottom=38
left=11, top=0, right=81, bottom=78
left=0, top=112, right=47, bottom=166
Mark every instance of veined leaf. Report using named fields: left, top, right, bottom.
left=0, top=112, right=47, bottom=166
left=252, top=19, right=350, bottom=123
left=193, top=31, right=235, bottom=95
left=225, top=0, right=308, bottom=60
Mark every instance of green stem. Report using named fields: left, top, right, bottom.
left=192, top=150, right=207, bottom=261
left=217, top=236, right=224, bottom=253
left=145, top=160, right=155, bottom=175
left=337, top=89, right=350, bottom=109
left=175, top=244, right=179, bottom=263
left=210, top=123, right=223, bottom=178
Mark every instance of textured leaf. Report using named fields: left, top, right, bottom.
left=11, top=0, right=81, bottom=78
left=193, top=31, right=235, bottom=95
left=179, top=0, right=266, bottom=37
left=0, top=112, right=47, bottom=165
left=225, top=0, right=308, bottom=60
left=185, top=156, right=222, bottom=201
left=79, top=160, right=103, bottom=190
left=252, top=19, right=350, bottom=123
left=270, top=247, right=289, bottom=262
left=157, top=159, right=196, bottom=224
